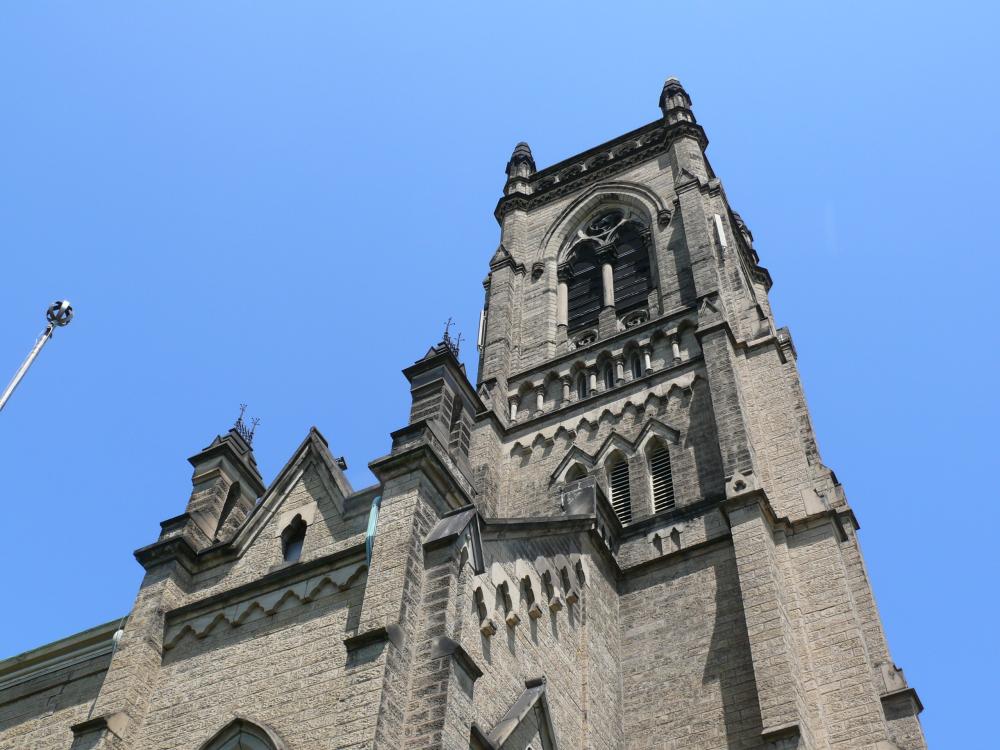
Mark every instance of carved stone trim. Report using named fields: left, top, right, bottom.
left=495, top=119, right=707, bottom=222
left=163, top=560, right=367, bottom=649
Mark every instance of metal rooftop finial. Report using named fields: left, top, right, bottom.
left=442, top=317, right=461, bottom=357
left=234, top=403, right=260, bottom=446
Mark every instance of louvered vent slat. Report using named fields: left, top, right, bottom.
left=650, top=447, right=675, bottom=513
left=609, top=461, right=632, bottom=524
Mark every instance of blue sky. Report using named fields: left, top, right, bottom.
left=1, top=2, right=996, bottom=744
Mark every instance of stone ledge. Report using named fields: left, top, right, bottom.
left=344, top=622, right=403, bottom=653
left=429, top=636, right=483, bottom=681
left=71, top=712, right=128, bottom=740
left=882, top=686, right=924, bottom=715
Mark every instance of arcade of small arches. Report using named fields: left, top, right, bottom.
left=473, top=557, right=586, bottom=638
left=507, top=318, right=699, bottom=424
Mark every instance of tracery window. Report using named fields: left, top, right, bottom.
left=563, top=208, right=652, bottom=334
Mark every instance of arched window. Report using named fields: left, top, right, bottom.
left=607, top=453, right=632, bottom=524
left=565, top=463, right=587, bottom=482
left=630, top=352, right=643, bottom=380
left=612, top=221, right=652, bottom=312
left=648, top=441, right=675, bottom=513
left=602, top=362, right=615, bottom=390
left=566, top=241, right=602, bottom=332
left=214, top=481, right=241, bottom=540
left=281, top=515, right=306, bottom=563
left=576, top=372, right=589, bottom=400
left=199, top=718, right=284, bottom=750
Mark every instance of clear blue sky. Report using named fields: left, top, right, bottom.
left=1, top=3, right=995, bottom=745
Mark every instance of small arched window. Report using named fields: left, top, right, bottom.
left=576, top=372, right=589, bottom=400
left=607, top=454, right=632, bottom=524
left=281, top=515, right=306, bottom=563
left=199, top=718, right=283, bottom=750
left=648, top=442, right=675, bottom=513
left=630, top=352, right=643, bottom=380
left=602, top=362, right=615, bottom=390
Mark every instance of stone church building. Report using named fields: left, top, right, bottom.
left=0, top=79, right=925, bottom=749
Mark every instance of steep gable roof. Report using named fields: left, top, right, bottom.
left=225, top=426, right=353, bottom=557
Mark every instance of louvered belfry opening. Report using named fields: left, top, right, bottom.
left=608, top=457, right=632, bottom=524
left=650, top=444, right=675, bottom=513
left=567, top=241, right=601, bottom=332
left=612, top=222, right=651, bottom=312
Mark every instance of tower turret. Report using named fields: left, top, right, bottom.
left=658, top=76, right=696, bottom=124
left=504, top=141, right=535, bottom=195
left=160, top=410, right=266, bottom=550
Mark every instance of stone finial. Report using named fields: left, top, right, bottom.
left=659, top=77, right=697, bottom=124
left=505, top=141, right=536, bottom=178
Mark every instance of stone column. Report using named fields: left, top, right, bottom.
left=642, top=345, right=653, bottom=374
left=671, top=335, right=681, bottom=364
left=595, top=246, right=619, bottom=339
left=561, top=377, right=572, bottom=406
left=596, top=246, right=617, bottom=309
left=535, top=387, right=545, bottom=414
left=588, top=368, right=598, bottom=394
left=556, top=265, right=572, bottom=331
left=615, top=357, right=625, bottom=384
left=508, top=396, right=518, bottom=422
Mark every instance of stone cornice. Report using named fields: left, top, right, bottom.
left=134, top=534, right=199, bottom=573
left=720, top=487, right=856, bottom=540
left=371, top=421, right=478, bottom=508
left=494, top=118, right=707, bottom=222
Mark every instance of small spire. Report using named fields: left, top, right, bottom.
left=505, top=141, right=536, bottom=178
left=659, top=77, right=696, bottom=124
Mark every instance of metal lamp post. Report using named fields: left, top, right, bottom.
left=0, top=300, right=74, bottom=413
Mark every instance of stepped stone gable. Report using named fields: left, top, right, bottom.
left=0, top=78, right=924, bottom=750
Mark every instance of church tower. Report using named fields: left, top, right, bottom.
left=0, top=78, right=925, bottom=750
left=462, top=77, right=926, bottom=749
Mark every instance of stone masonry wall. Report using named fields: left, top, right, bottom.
left=619, top=540, right=763, bottom=750
left=0, top=660, right=107, bottom=750
left=461, top=533, right=622, bottom=750
left=133, top=582, right=368, bottom=749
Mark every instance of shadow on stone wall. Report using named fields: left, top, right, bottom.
left=703, top=554, right=764, bottom=749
